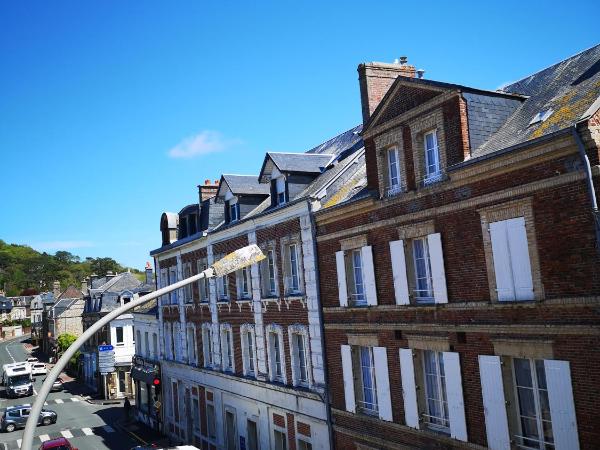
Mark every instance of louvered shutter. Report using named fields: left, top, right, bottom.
left=443, top=352, right=467, bottom=441
left=506, top=217, right=534, bottom=300
left=390, top=240, right=410, bottom=305
left=341, top=345, right=356, bottom=413
left=489, top=221, right=516, bottom=301
left=335, top=251, right=348, bottom=307
left=544, top=360, right=580, bottom=450
left=399, top=348, right=419, bottom=429
left=374, top=347, right=393, bottom=421
left=478, top=355, right=510, bottom=450
left=361, top=246, right=378, bottom=306
left=427, top=233, right=448, bottom=304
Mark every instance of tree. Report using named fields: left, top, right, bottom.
left=90, top=257, right=122, bottom=277
left=54, top=251, right=80, bottom=265
left=57, top=333, right=77, bottom=354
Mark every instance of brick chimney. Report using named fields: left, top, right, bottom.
left=358, top=56, right=417, bottom=124
left=52, top=281, right=61, bottom=298
left=81, top=279, right=88, bottom=296
left=145, top=262, right=154, bottom=284
left=198, top=179, right=220, bottom=203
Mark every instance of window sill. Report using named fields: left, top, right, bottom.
left=236, top=298, right=252, bottom=303
left=385, top=185, right=405, bottom=197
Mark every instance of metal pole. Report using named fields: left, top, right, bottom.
left=21, top=244, right=264, bottom=450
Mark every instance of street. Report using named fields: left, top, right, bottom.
left=0, top=337, right=142, bottom=450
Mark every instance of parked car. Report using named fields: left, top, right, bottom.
left=45, top=377, right=64, bottom=392
left=39, top=437, right=78, bottom=450
left=0, top=405, right=57, bottom=432
left=32, top=363, right=47, bottom=376
left=26, top=357, right=38, bottom=364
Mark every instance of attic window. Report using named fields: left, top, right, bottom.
left=529, top=109, right=553, bottom=126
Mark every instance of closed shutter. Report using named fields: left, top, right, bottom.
left=389, top=240, right=410, bottom=305
left=428, top=233, right=448, bottom=304
left=489, top=221, right=516, bottom=301
left=443, top=352, right=467, bottom=441
left=399, top=348, right=419, bottom=429
left=506, top=217, right=534, bottom=300
left=373, top=347, right=393, bottom=421
left=341, top=345, right=356, bottom=413
left=478, top=355, right=510, bottom=450
left=361, top=246, right=378, bottom=306
left=544, top=360, right=580, bottom=450
left=335, top=251, right=348, bottom=307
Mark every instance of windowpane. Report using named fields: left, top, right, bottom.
left=424, top=131, right=441, bottom=179
left=207, top=403, right=216, bottom=439
left=274, top=430, right=287, bottom=450
left=413, top=239, right=434, bottom=301
left=247, top=331, right=255, bottom=373
left=116, top=327, right=124, bottom=344
left=271, top=332, right=282, bottom=379
left=423, top=350, right=449, bottom=431
left=289, top=244, right=300, bottom=292
left=388, top=148, right=399, bottom=187
left=295, top=334, right=308, bottom=383
left=351, top=250, right=365, bottom=305
left=358, top=347, right=377, bottom=413
left=268, top=250, right=277, bottom=295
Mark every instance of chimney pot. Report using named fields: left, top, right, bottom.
left=215, top=180, right=219, bottom=185
left=417, top=69, right=425, bottom=79
left=204, top=179, right=210, bottom=185
left=400, top=56, right=408, bottom=65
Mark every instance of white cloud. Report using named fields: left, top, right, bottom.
left=167, top=130, right=240, bottom=159
left=34, top=241, right=95, bottom=251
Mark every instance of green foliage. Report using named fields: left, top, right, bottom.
left=57, top=333, right=77, bottom=353
left=0, top=239, right=140, bottom=296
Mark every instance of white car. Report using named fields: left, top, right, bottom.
left=26, top=357, right=38, bottom=364
left=31, top=363, right=47, bottom=375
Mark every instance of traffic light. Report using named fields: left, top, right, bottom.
left=153, top=376, right=161, bottom=387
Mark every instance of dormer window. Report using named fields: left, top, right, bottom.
left=275, top=176, right=287, bottom=205
left=424, top=130, right=441, bottom=184
left=229, top=199, right=240, bottom=222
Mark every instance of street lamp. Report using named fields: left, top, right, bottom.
left=21, top=244, right=265, bottom=450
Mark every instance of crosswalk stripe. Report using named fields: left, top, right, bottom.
left=82, top=427, right=94, bottom=435
left=71, top=397, right=80, bottom=402
left=39, top=434, right=50, bottom=442
left=103, top=424, right=115, bottom=433
left=16, top=439, right=21, bottom=447
left=61, top=430, right=73, bottom=438
left=54, top=398, right=64, bottom=404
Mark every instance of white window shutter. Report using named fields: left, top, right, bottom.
left=489, top=221, right=516, bottom=301
left=478, top=355, right=510, bottom=450
left=389, top=240, right=410, bottom=305
left=361, top=246, right=378, bottom=306
left=544, top=360, right=580, bottom=450
left=442, top=352, right=467, bottom=441
left=341, top=345, right=356, bottom=413
left=373, top=347, right=393, bottom=421
left=427, top=233, right=448, bottom=304
left=399, top=348, right=419, bottom=429
left=506, top=217, right=534, bottom=301
left=335, top=251, right=348, bottom=307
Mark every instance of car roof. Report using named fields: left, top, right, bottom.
left=41, top=437, right=70, bottom=448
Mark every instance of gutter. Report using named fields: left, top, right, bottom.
left=307, top=199, right=335, bottom=450
left=571, top=126, right=600, bottom=252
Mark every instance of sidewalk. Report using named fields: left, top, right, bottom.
left=114, top=418, right=171, bottom=448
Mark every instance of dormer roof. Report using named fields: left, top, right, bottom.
left=216, top=174, right=270, bottom=197
left=258, top=152, right=335, bottom=183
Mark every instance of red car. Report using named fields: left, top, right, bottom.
left=39, top=437, right=78, bottom=450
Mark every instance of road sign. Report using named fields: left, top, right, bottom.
left=98, top=345, right=114, bottom=352
left=98, top=344, right=116, bottom=374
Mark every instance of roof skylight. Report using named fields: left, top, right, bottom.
left=529, top=108, right=554, bottom=126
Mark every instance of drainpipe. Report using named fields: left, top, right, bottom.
left=572, top=126, right=600, bottom=252
left=306, top=199, right=335, bottom=450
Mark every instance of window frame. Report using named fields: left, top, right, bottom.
left=275, top=176, right=287, bottom=206
left=260, top=247, right=278, bottom=298
left=169, top=267, right=178, bottom=304
left=266, top=325, right=286, bottom=383
left=183, top=262, right=193, bottom=303
left=220, top=324, right=234, bottom=373
left=423, top=129, right=441, bottom=183
left=186, top=325, right=197, bottom=366
left=387, top=146, right=402, bottom=194
left=115, top=326, right=124, bottom=346
left=241, top=324, right=257, bottom=378
left=412, top=237, right=434, bottom=302
left=421, top=350, right=450, bottom=433
left=202, top=324, right=214, bottom=368
left=282, top=239, right=303, bottom=296
left=237, top=266, right=252, bottom=300
left=196, top=259, right=210, bottom=302
left=289, top=325, right=311, bottom=387
left=353, top=346, right=378, bottom=415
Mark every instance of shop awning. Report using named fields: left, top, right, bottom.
left=130, top=365, right=156, bottom=385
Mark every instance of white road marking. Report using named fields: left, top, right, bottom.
left=71, top=397, right=80, bottom=402
left=54, top=398, right=64, bottom=404
left=82, top=427, right=94, bottom=436
left=33, top=387, right=38, bottom=395
left=103, top=424, right=115, bottom=433
left=39, top=434, right=50, bottom=442
left=61, top=430, right=73, bottom=438
left=44, top=402, right=48, bottom=405
left=16, top=439, right=22, bottom=447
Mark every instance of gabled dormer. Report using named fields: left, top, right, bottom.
left=258, top=152, right=334, bottom=207
left=216, top=174, right=270, bottom=225
left=178, top=204, right=200, bottom=239
left=358, top=58, right=525, bottom=198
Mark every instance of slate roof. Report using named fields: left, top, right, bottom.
left=101, top=272, right=142, bottom=294
left=57, top=285, right=82, bottom=300
left=134, top=298, right=158, bottom=315
left=0, top=297, right=12, bottom=312
left=219, top=174, right=271, bottom=196
left=52, top=298, right=79, bottom=318
left=472, top=44, right=600, bottom=158
left=267, top=152, right=334, bottom=173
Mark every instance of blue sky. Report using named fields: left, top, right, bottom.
left=0, top=1, right=598, bottom=269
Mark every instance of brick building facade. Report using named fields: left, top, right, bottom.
left=315, top=46, right=600, bottom=450
left=151, top=129, right=365, bottom=449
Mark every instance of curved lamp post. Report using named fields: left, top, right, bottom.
left=21, top=245, right=265, bottom=450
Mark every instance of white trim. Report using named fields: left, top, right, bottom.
left=265, top=324, right=286, bottom=384
left=341, top=345, right=356, bottom=413
left=288, top=324, right=312, bottom=388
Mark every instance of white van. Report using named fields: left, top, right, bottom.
left=1, top=363, right=33, bottom=398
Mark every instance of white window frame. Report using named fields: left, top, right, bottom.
left=183, top=263, right=193, bottom=303
left=220, top=323, right=234, bottom=373
left=266, top=324, right=286, bottom=383
left=261, top=248, right=278, bottom=298
left=284, top=242, right=303, bottom=296
left=422, top=350, right=450, bottom=433
left=412, top=237, right=434, bottom=302
left=237, top=266, right=252, bottom=300
left=423, top=129, right=441, bottom=183
left=169, top=267, right=178, bottom=304
left=186, top=324, right=197, bottom=366
left=241, top=324, right=257, bottom=377
left=387, top=146, right=402, bottom=196
left=288, top=325, right=311, bottom=387
left=229, top=196, right=240, bottom=222
left=197, top=259, right=210, bottom=302
left=206, top=392, right=217, bottom=441
left=354, top=346, right=378, bottom=415
left=217, top=271, right=229, bottom=302
left=202, top=323, right=214, bottom=368
left=275, top=176, right=287, bottom=205
left=350, top=249, right=366, bottom=306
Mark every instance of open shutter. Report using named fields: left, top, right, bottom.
left=489, top=221, right=516, bottom=301
left=373, top=347, right=393, bottom=421
left=224, top=201, right=231, bottom=223
left=506, top=217, right=534, bottom=301
left=390, top=240, right=410, bottom=305
left=544, top=360, right=580, bottom=450
left=428, top=233, right=448, bottom=304
left=341, top=345, right=356, bottom=413
left=443, top=352, right=467, bottom=441
left=478, top=355, right=510, bottom=450
left=336, top=251, right=348, bottom=307
left=361, top=246, right=378, bottom=306
left=399, top=348, right=419, bottom=429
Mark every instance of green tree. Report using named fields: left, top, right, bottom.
left=57, top=333, right=77, bottom=354
left=90, top=257, right=122, bottom=277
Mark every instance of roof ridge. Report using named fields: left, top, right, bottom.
left=268, top=151, right=335, bottom=156
left=502, top=43, right=600, bottom=91
left=222, top=173, right=260, bottom=177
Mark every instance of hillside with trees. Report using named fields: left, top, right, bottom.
left=0, top=240, right=144, bottom=296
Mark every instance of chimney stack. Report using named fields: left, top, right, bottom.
left=358, top=56, right=417, bottom=124
left=145, top=262, right=154, bottom=285
left=106, top=271, right=116, bottom=279
left=198, top=178, right=220, bottom=203
left=81, top=279, right=88, bottom=296
left=52, top=281, right=61, bottom=298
